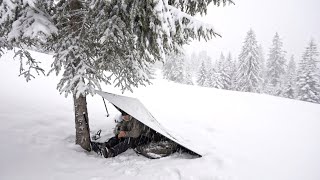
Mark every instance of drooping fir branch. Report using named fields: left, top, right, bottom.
left=168, top=0, right=234, bottom=15
left=0, top=0, right=232, bottom=96
left=0, top=0, right=56, bottom=81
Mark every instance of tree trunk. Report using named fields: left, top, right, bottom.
left=74, top=93, right=91, bottom=151
left=69, top=0, right=91, bottom=151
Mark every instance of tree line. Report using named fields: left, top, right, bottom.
left=162, top=29, right=320, bottom=104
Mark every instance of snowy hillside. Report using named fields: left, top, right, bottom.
left=0, top=51, right=320, bottom=180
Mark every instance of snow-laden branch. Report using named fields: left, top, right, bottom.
left=1, top=0, right=229, bottom=97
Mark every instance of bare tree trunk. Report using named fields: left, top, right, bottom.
left=74, top=93, right=91, bottom=151
left=69, top=0, right=91, bottom=151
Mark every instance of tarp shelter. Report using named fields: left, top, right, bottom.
left=96, top=90, right=202, bottom=157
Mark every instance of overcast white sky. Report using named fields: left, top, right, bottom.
left=185, top=0, right=320, bottom=62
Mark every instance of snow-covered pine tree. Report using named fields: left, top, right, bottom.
left=230, top=57, right=238, bottom=90
left=162, top=53, right=185, bottom=83
left=258, top=45, right=266, bottom=74
left=218, top=52, right=232, bottom=90
left=296, top=40, right=320, bottom=103
left=196, top=51, right=214, bottom=87
left=282, top=55, right=297, bottom=99
left=189, top=52, right=200, bottom=75
left=226, top=52, right=237, bottom=90
left=236, top=29, right=261, bottom=93
left=199, top=51, right=212, bottom=72
left=217, top=53, right=225, bottom=70
left=184, top=65, right=194, bottom=85
left=183, top=55, right=195, bottom=85
left=207, top=67, right=223, bottom=89
left=266, top=33, right=286, bottom=96
left=0, top=0, right=233, bottom=151
left=147, top=65, right=156, bottom=80
left=0, top=1, right=56, bottom=80
left=197, top=61, right=208, bottom=86
left=258, top=45, right=267, bottom=92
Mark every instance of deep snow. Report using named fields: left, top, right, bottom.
left=0, top=50, right=320, bottom=180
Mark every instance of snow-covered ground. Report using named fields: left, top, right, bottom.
left=0, top=51, right=320, bottom=180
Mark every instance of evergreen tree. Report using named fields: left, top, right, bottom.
left=219, top=52, right=232, bottom=90
left=207, top=67, right=223, bottom=89
left=0, top=0, right=232, bottom=151
left=183, top=56, right=194, bottom=85
left=236, top=29, right=261, bottom=93
left=197, top=61, right=208, bottom=86
left=226, top=53, right=237, bottom=90
left=266, top=33, right=286, bottom=95
left=296, top=40, right=320, bottom=103
left=282, top=55, right=297, bottom=99
left=200, top=51, right=213, bottom=72
left=147, top=65, right=156, bottom=80
left=188, top=50, right=211, bottom=78
left=162, top=53, right=185, bottom=83
left=184, top=66, right=194, bottom=85
left=163, top=53, right=194, bottom=85
left=189, top=52, right=200, bottom=75
left=258, top=45, right=267, bottom=92
left=230, top=57, right=238, bottom=90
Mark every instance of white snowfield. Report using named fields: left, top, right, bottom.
left=0, top=51, right=320, bottom=180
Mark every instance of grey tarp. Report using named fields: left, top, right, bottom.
left=96, top=90, right=202, bottom=157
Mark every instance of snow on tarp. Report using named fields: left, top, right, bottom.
left=96, top=90, right=202, bottom=157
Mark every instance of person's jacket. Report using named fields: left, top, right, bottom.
left=120, top=117, right=145, bottom=138
left=114, top=117, right=151, bottom=138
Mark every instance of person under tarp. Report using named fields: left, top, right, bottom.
left=93, top=91, right=202, bottom=158
left=91, top=111, right=153, bottom=158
